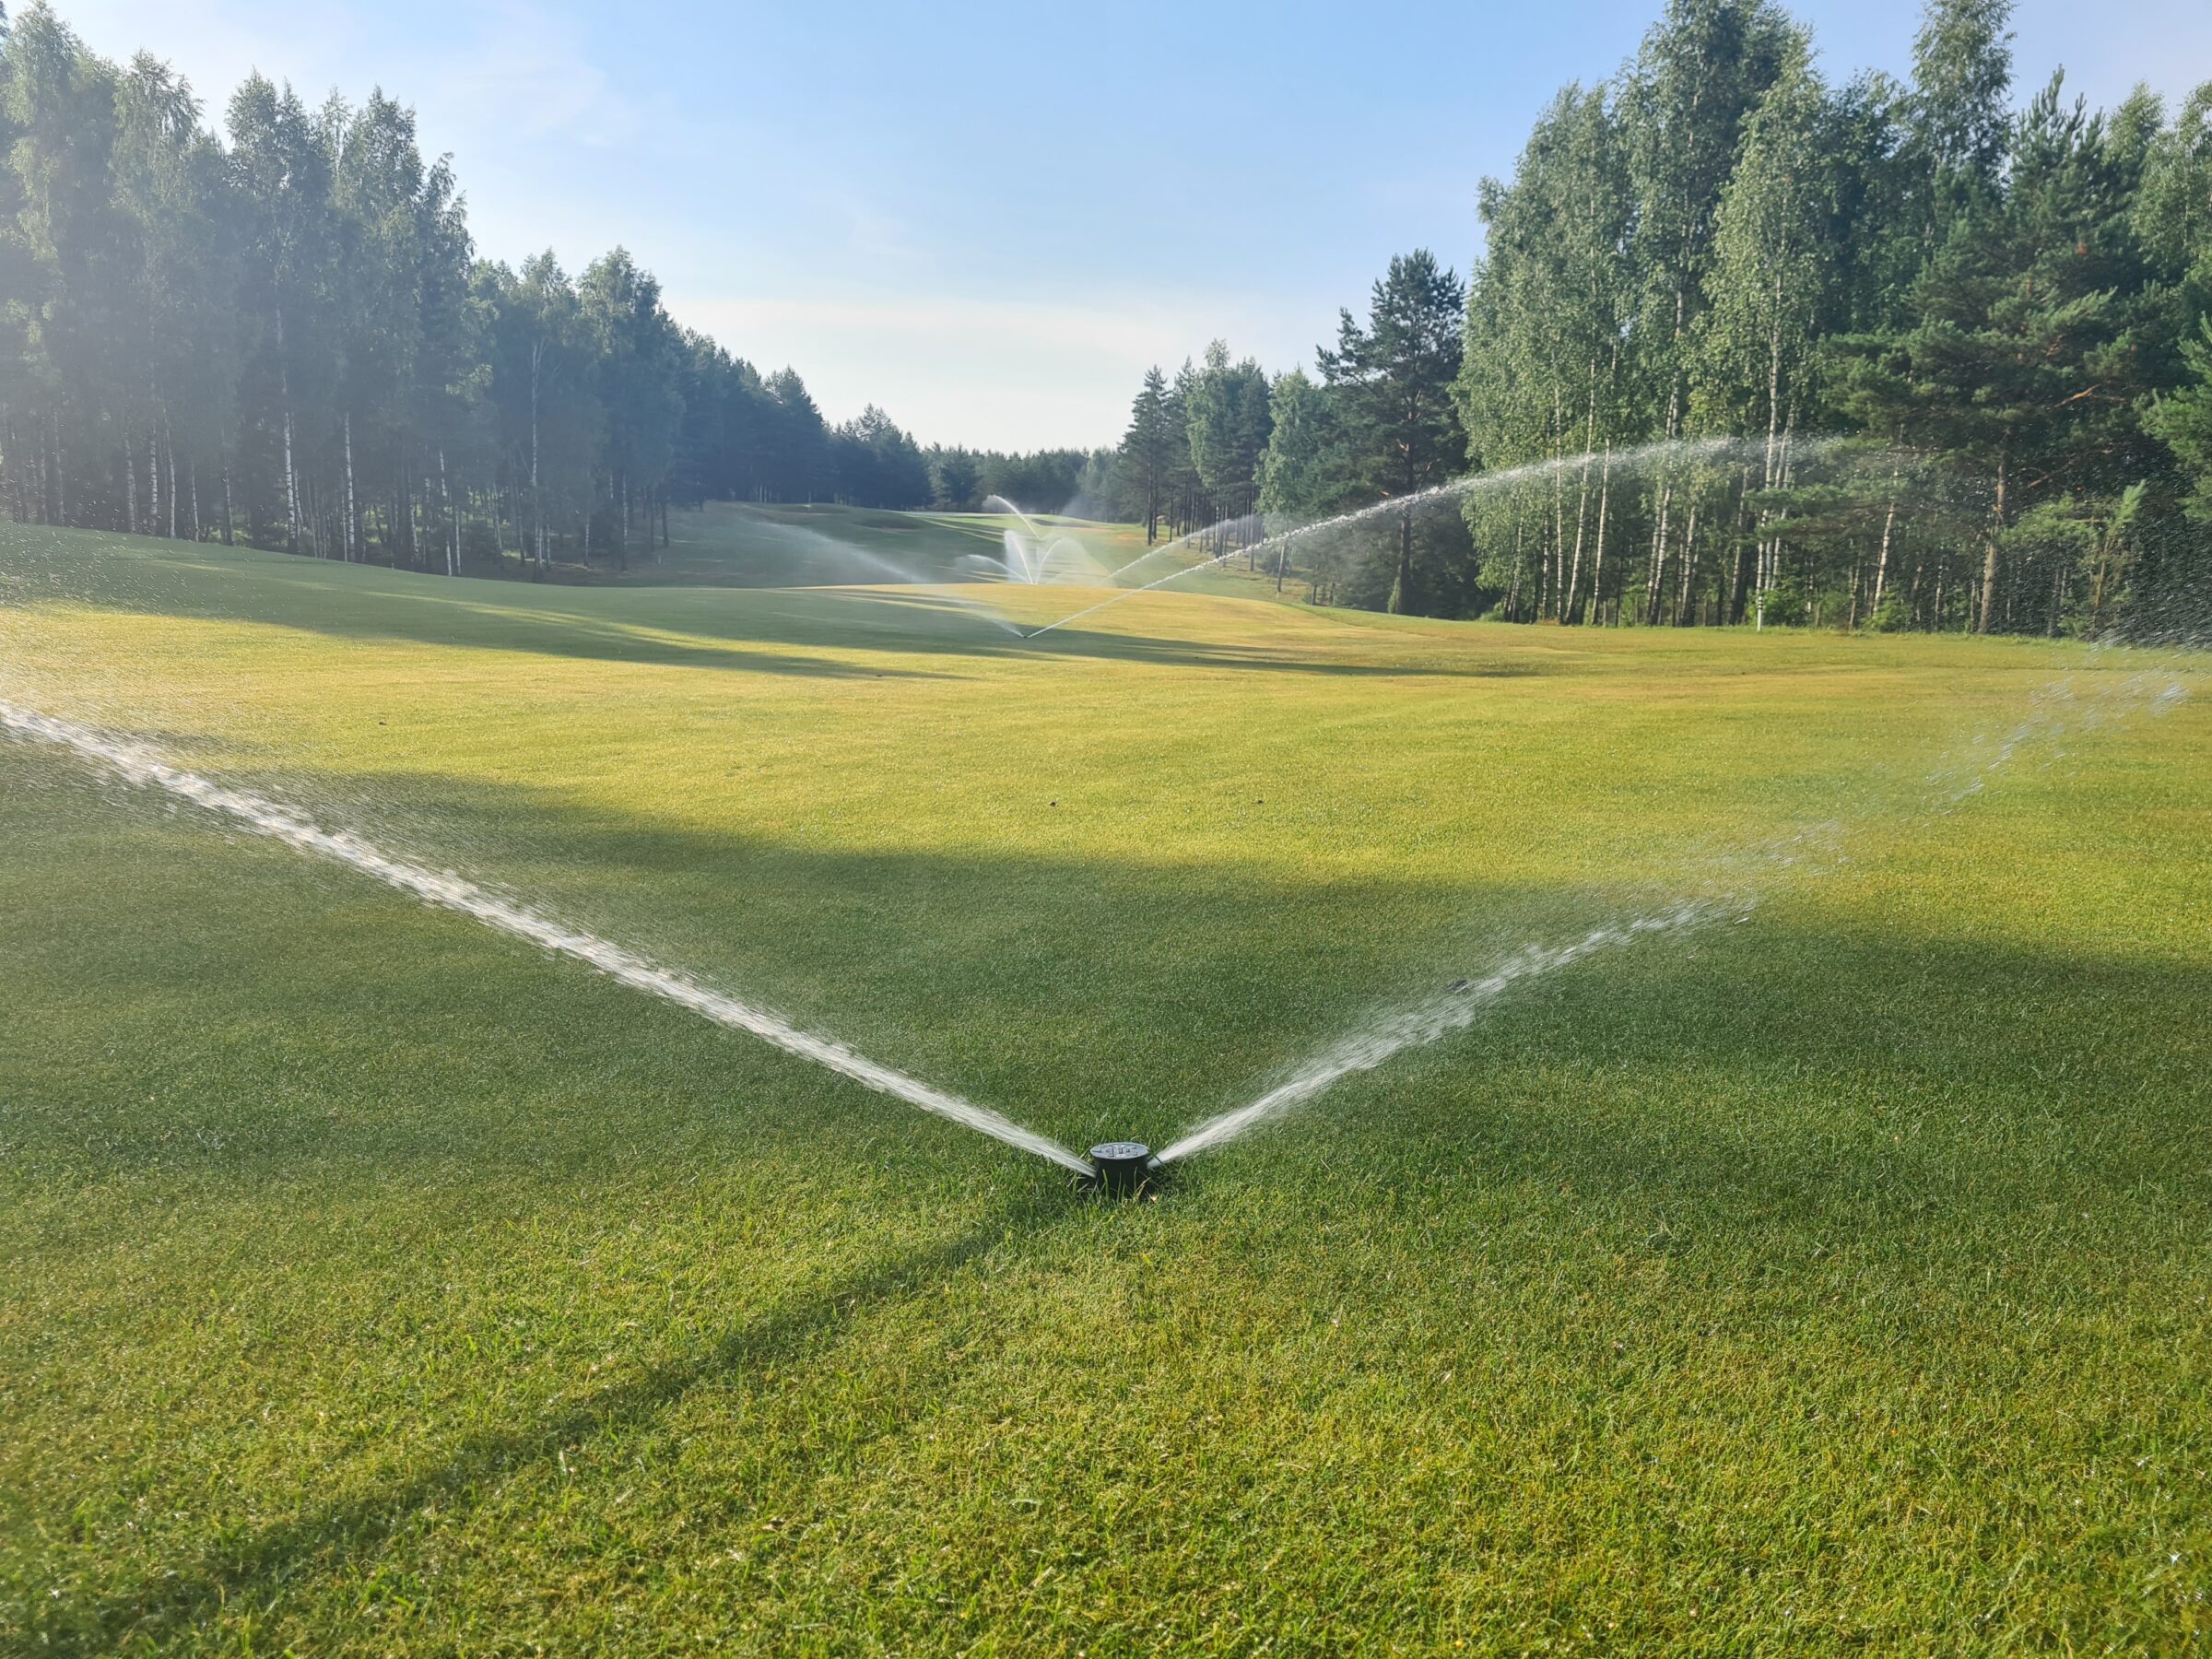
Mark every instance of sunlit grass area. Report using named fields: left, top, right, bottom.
left=2, top=522, right=2207, bottom=1653
left=584, top=500, right=1297, bottom=604
left=595, top=501, right=1153, bottom=589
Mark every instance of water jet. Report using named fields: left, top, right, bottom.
left=0, top=700, right=1095, bottom=1176
left=979, top=497, right=1106, bottom=585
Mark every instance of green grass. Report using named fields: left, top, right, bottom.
left=1, top=520, right=2206, bottom=1654
left=575, top=501, right=1145, bottom=588
left=571, top=500, right=1294, bottom=603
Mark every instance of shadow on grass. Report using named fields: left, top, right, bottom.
left=35, top=925, right=2211, bottom=1651
left=6, top=739, right=2208, bottom=1205
left=0, top=526, right=1524, bottom=681
left=7, top=742, right=2211, bottom=1649
left=66, top=1188, right=1083, bottom=1653
left=1162, top=922, right=2212, bottom=1221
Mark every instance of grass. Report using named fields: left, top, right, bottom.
left=0, top=518, right=2206, bottom=1654
left=572, top=501, right=1138, bottom=588
left=573, top=500, right=1294, bottom=603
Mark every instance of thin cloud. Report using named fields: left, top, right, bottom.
left=430, top=0, right=641, bottom=147
left=700, top=293, right=1217, bottom=363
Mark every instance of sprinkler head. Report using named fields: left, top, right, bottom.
left=1088, top=1141, right=1153, bottom=1198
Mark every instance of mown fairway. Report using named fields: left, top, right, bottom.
left=1, top=520, right=2207, bottom=1654
left=600, top=502, right=1156, bottom=589
left=596, top=501, right=1279, bottom=603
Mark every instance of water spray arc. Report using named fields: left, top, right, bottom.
left=0, top=700, right=1094, bottom=1177
left=1153, top=900, right=1737, bottom=1166
left=1023, top=436, right=1814, bottom=641
left=762, top=522, right=1027, bottom=637
left=814, top=543, right=1028, bottom=637
left=979, top=496, right=1105, bottom=586
left=981, top=495, right=1044, bottom=537
left=8, top=616, right=2186, bottom=1192
left=1147, top=650, right=2195, bottom=1169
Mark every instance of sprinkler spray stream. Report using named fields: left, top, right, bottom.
left=1152, top=900, right=1737, bottom=1167
left=1021, top=437, right=1817, bottom=642
left=1147, top=642, right=2197, bottom=1170
left=0, top=700, right=1094, bottom=1176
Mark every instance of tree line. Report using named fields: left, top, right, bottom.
left=7, top=0, right=2210, bottom=634
left=0, top=3, right=1094, bottom=573
left=1112, top=0, right=2212, bottom=635
left=915, top=444, right=1121, bottom=519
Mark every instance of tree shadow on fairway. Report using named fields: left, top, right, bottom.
left=108, top=763, right=1601, bottom=1160
left=1, top=527, right=1523, bottom=681
left=50, top=924, right=2206, bottom=1655
left=1011, top=619, right=1547, bottom=679
left=16, top=752, right=2209, bottom=1230
left=8, top=733, right=2212, bottom=1652
left=8, top=726, right=2206, bottom=1203
left=1163, top=913, right=2212, bottom=1237
left=70, top=1186, right=1086, bottom=1653
left=0, top=537, right=965, bottom=679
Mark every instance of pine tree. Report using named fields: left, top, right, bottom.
left=763, top=368, right=826, bottom=503
left=1117, top=365, right=1172, bottom=543
left=579, top=248, right=684, bottom=568
left=1257, top=369, right=1355, bottom=595
left=927, top=448, right=979, bottom=512
left=1186, top=340, right=1272, bottom=550
left=2147, top=317, right=2212, bottom=524
left=1319, top=250, right=1466, bottom=613
left=1848, top=79, right=2151, bottom=632
left=2, top=3, right=126, bottom=528
left=229, top=73, right=335, bottom=554
left=1162, top=359, right=1201, bottom=538
left=112, top=52, right=232, bottom=541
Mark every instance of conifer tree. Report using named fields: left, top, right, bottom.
left=1850, top=79, right=2150, bottom=632
left=1117, top=365, right=1172, bottom=543
left=1257, top=369, right=1354, bottom=594
left=1319, top=250, right=1465, bottom=613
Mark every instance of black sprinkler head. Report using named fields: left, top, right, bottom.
left=1088, top=1141, right=1154, bottom=1198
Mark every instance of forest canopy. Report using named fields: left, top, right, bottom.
left=1115, top=0, right=2212, bottom=637
left=3, top=0, right=2210, bottom=635
left=0, top=1, right=1088, bottom=571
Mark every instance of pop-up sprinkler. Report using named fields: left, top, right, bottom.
left=1088, top=1141, right=1156, bottom=1198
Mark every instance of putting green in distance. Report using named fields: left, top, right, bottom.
left=2, top=522, right=2206, bottom=1653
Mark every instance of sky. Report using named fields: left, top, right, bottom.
left=50, top=0, right=2212, bottom=452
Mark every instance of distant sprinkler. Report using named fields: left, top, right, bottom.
left=1088, top=1141, right=1156, bottom=1198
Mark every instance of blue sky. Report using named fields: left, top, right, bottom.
left=55, top=0, right=2212, bottom=450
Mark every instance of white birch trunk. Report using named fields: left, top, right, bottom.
left=276, top=302, right=300, bottom=553
left=343, top=412, right=358, bottom=562
left=1870, top=471, right=1900, bottom=625
left=1589, top=442, right=1614, bottom=626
